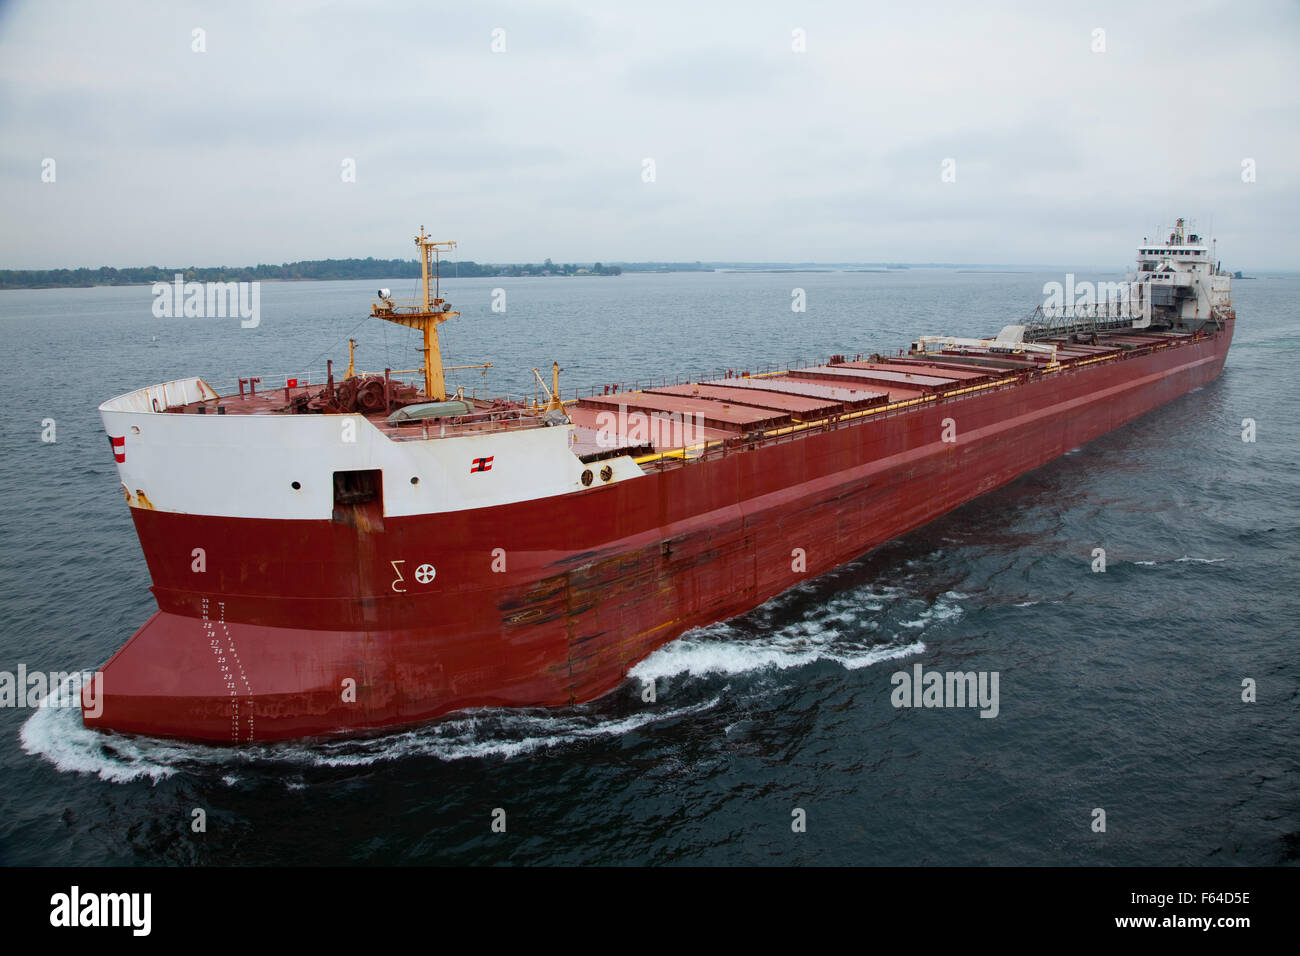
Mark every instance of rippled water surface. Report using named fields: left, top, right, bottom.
left=1, top=270, right=1295, bottom=865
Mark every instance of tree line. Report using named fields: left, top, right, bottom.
left=0, top=257, right=623, bottom=289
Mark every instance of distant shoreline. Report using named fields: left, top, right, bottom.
left=1, top=259, right=1273, bottom=291
left=0, top=258, right=1025, bottom=290
left=0, top=258, right=625, bottom=290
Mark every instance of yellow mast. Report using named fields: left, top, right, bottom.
left=549, top=361, right=563, bottom=412
left=531, top=362, right=566, bottom=414
left=371, top=227, right=460, bottom=401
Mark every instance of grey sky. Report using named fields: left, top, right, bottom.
left=1, top=0, right=1297, bottom=269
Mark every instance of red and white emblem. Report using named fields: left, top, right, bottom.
left=108, top=435, right=125, bottom=463
left=470, top=456, right=494, bottom=474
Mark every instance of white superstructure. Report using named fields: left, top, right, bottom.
left=1133, top=218, right=1234, bottom=328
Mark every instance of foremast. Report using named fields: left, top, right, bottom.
left=371, top=228, right=462, bottom=401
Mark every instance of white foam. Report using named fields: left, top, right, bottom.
left=930, top=601, right=963, bottom=620
left=296, top=699, right=725, bottom=767
left=629, top=622, right=924, bottom=680
left=1132, top=556, right=1226, bottom=567
left=635, top=584, right=956, bottom=678
left=897, top=599, right=964, bottom=629
left=20, top=699, right=183, bottom=784
left=19, top=680, right=725, bottom=782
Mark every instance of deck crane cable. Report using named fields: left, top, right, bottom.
left=304, top=251, right=430, bottom=380
left=305, top=312, right=371, bottom=378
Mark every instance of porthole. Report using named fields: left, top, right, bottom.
left=600, top=465, right=613, bottom=482
left=410, top=476, right=420, bottom=485
left=291, top=481, right=301, bottom=490
left=580, top=469, right=594, bottom=487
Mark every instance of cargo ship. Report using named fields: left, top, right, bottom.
left=88, top=221, right=1234, bottom=742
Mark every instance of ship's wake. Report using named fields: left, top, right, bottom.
left=19, top=584, right=951, bottom=784
left=18, top=691, right=729, bottom=784
left=630, top=613, right=927, bottom=683
left=629, top=583, right=957, bottom=684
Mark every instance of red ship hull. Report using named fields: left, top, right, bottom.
left=87, top=322, right=1232, bottom=742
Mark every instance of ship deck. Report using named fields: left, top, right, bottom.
left=153, top=328, right=1206, bottom=464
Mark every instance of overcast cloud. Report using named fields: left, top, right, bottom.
left=1, top=0, right=1296, bottom=269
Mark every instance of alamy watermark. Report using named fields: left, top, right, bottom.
left=0, top=666, right=103, bottom=717
left=152, top=274, right=260, bottom=328
left=890, top=663, right=999, bottom=718
left=595, top=407, right=708, bottom=449
left=1041, top=274, right=1150, bottom=324
left=50, top=886, right=150, bottom=936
